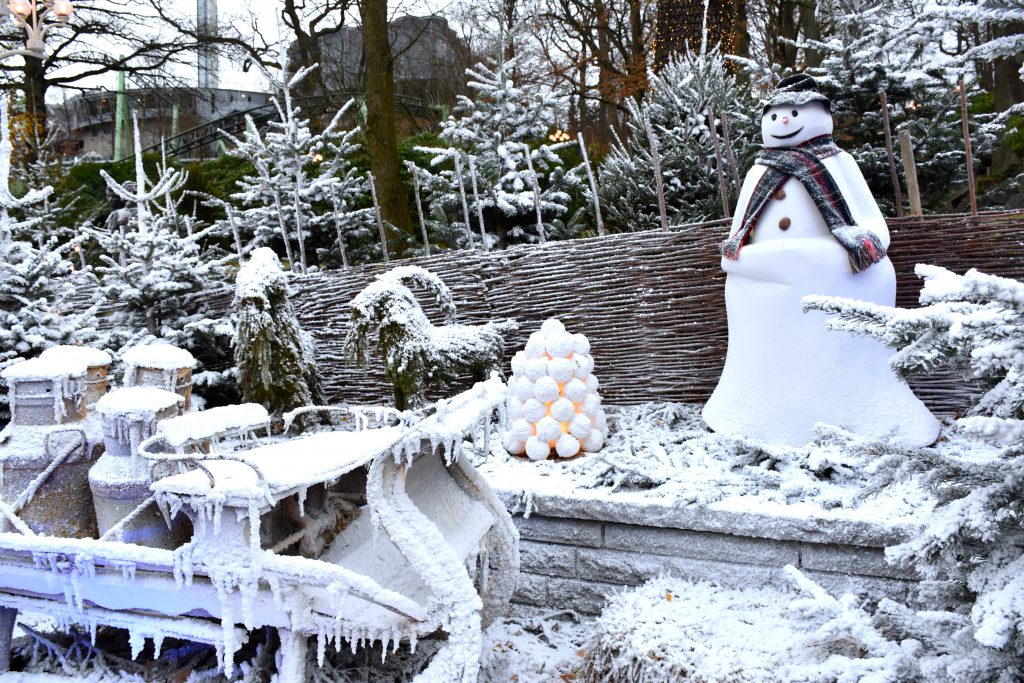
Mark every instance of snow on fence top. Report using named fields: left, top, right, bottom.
left=1, top=356, right=88, bottom=382
left=172, top=210, right=1024, bottom=415
left=121, top=344, right=197, bottom=371
left=39, top=345, right=112, bottom=368
left=156, top=403, right=270, bottom=450
left=96, top=387, right=183, bottom=419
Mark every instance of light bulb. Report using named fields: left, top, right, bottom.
left=52, top=0, right=73, bottom=19
left=8, top=0, right=31, bottom=18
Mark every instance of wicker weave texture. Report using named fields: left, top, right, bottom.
left=202, top=210, right=1024, bottom=417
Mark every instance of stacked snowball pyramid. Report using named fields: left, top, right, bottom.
left=504, top=319, right=608, bottom=460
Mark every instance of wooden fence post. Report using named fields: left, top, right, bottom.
left=879, top=91, right=904, bottom=218
left=467, top=155, right=489, bottom=251
left=367, top=171, right=390, bottom=264
left=407, top=162, right=431, bottom=256
left=958, top=76, right=978, bottom=216
left=522, top=143, right=547, bottom=244
left=643, top=116, right=670, bottom=232
left=453, top=154, right=476, bottom=247
left=577, top=132, right=607, bottom=236
left=707, top=106, right=731, bottom=219
left=898, top=130, right=923, bottom=217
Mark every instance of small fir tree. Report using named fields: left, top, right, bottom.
left=597, top=47, right=756, bottom=232
left=803, top=265, right=1024, bottom=678
left=233, top=247, right=323, bottom=416
left=416, top=56, right=580, bottom=248
left=223, top=50, right=366, bottom=272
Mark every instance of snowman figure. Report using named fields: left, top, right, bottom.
left=701, top=74, right=939, bottom=448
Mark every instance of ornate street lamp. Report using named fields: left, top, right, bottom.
left=4, top=0, right=73, bottom=59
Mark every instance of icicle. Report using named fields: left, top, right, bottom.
left=317, top=628, right=326, bottom=667
left=297, top=487, right=307, bottom=517
left=129, top=629, right=146, bottom=660
left=153, top=634, right=165, bottom=659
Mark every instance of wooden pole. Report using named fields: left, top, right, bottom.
left=706, top=106, right=732, bottom=219
left=367, top=171, right=390, bottom=263
left=958, top=76, right=977, bottom=216
left=467, top=155, right=489, bottom=251
left=577, top=132, right=606, bottom=236
left=720, top=111, right=742, bottom=192
left=898, top=130, right=922, bottom=217
left=522, top=144, right=547, bottom=244
left=453, top=154, right=475, bottom=247
left=407, top=163, right=430, bottom=256
left=879, top=91, right=904, bottom=219
left=330, top=192, right=349, bottom=267
left=643, top=116, right=669, bottom=232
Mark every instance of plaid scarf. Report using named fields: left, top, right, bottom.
left=722, top=135, right=886, bottom=273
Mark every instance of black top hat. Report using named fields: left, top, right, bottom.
left=762, top=74, right=831, bottom=115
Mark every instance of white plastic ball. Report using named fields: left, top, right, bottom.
left=504, top=433, right=525, bottom=455
left=539, top=319, right=566, bottom=337
left=547, top=357, right=574, bottom=383
left=582, top=393, right=601, bottom=416
left=507, top=396, right=524, bottom=421
left=555, top=434, right=581, bottom=458
left=525, top=357, right=548, bottom=381
left=533, top=376, right=560, bottom=403
left=570, top=334, right=590, bottom=355
left=564, top=378, right=588, bottom=402
left=573, top=354, right=595, bottom=378
left=523, top=399, right=546, bottom=423
left=508, top=418, right=533, bottom=442
left=550, top=398, right=575, bottom=423
left=536, top=416, right=563, bottom=443
left=568, top=413, right=593, bottom=439
left=582, top=429, right=604, bottom=452
left=512, top=376, right=535, bottom=402
left=525, top=436, right=550, bottom=461
left=510, top=351, right=527, bottom=376
left=585, top=373, right=600, bottom=392
left=524, top=335, right=546, bottom=359
left=545, top=333, right=574, bottom=359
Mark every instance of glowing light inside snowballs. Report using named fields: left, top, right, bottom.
left=504, top=318, right=608, bottom=460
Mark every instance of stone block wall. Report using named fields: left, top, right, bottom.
left=497, top=491, right=920, bottom=616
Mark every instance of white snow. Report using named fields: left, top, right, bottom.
left=120, top=345, right=196, bottom=372
left=38, top=346, right=111, bottom=368
left=155, top=404, right=270, bottom=450
left=95, top=388, right=183, bottom=419
left=1, top=357, right=86, bottom=382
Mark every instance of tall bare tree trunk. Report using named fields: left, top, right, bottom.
left=360, top=0, right=414, bottom=241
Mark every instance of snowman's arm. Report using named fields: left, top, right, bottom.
left=830, top=151, right=890, bottom=249
left=728, top=164, right=766, bottom=237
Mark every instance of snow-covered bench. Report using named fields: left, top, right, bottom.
left=0, top=377, right=518, bottom=682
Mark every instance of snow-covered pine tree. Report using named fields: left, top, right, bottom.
left=94, top=114, right=231, bottom=341
left=233, top=247, right=323, bottom=417
left=415, top=56, right=580, bottom=248
left=597, top=46, right=755, bottom=232
left=0, top=98, right=96, bottom=424
left=223, top=49, right=365, bottom=272
left=343, top=265, right=518, bottom=410
left=803, top=265, right=1024, bottom=678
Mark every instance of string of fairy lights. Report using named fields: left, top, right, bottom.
left=653, top=0, right=738, bottom=70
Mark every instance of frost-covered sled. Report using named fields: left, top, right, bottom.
left=0, top=376, right=517, bottom=682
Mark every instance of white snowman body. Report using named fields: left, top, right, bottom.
left=701, top=101, right=939, bottom=447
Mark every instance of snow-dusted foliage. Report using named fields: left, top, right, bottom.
left=233, top=247, right=323, bottom=417
left=416, top=57, right=580, bottom=248
left=504, top=319, right=608, bottom=460
left=0, top=98, right=96, bottom=424
left=223, top=50, right=367, bottom=272
left=796, top=0, right=988, bottom=212
left=343, top=266, right=518, bottom=410
left=803, top=265, right=1024, bottom=676
left=597, top=47, right=755, bottom=231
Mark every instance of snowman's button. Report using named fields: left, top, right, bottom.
left=775, top=189, right=786, bottom=200
left=779, top=217, right=792, bottom=231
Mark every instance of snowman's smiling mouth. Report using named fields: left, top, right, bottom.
left=771, top=127, right=804, bottom=140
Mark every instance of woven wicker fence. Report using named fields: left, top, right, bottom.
left=198, top=209, right=1024, bottom=417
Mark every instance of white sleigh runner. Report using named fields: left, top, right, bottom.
left=0, top=375, right=518, bottom=682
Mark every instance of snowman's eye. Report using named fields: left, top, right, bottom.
left=792, top=110, right=799, bottom=117
left=771, top=113, right=777, bottom=121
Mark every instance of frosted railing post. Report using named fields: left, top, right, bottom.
left=330, top=190, right=349, bottom=267
left=367, top=171, right=390, bottom=263
left=578, top=132, right=606, bottom=236
left=406, top=161, right=430, bottom=256
left=521, top=143, right=546, bottom=244
left=643, top=117, right=669, bottom=231
left=453, top=154, right=475, bottom=248
left=706, top=106, right=731, bottom=218
left=468, top=155, right=489, bottom=251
